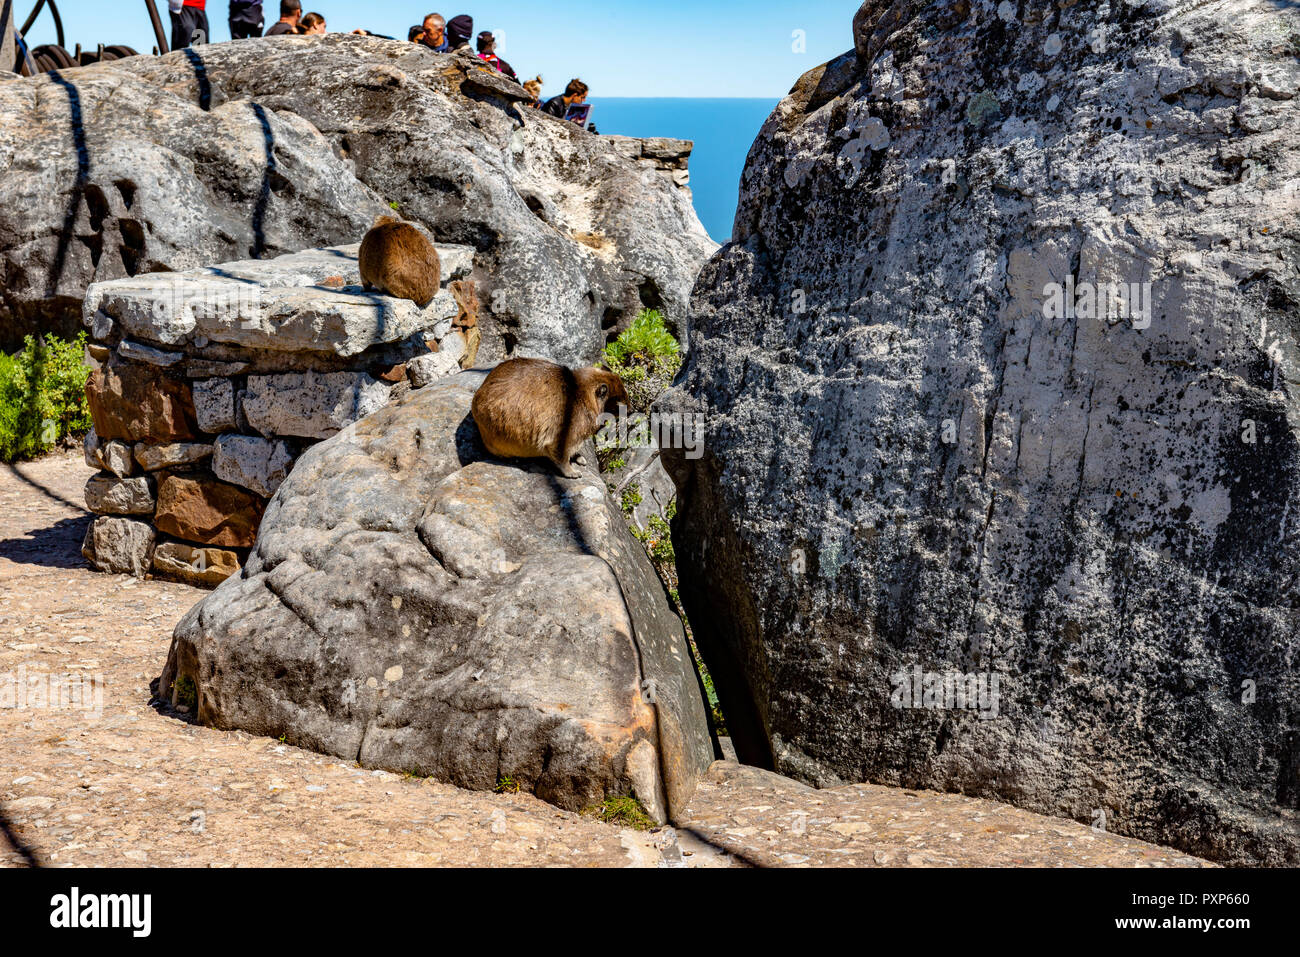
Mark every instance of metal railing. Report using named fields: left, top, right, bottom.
left=5, top=0, right=161, bottom=75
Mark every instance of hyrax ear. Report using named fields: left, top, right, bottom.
left=595, top=383, right=609, bottom=400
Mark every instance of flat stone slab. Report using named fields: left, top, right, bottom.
left=84, top=243, right=474, bottom=357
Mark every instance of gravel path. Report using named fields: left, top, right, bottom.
left=0, top=451, right=1210, bottom=867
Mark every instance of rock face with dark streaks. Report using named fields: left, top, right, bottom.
left=658, top=0, right=1300, bottom=865
left=0, top=36, right=715, bottom=361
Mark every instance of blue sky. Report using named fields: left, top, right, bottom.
left=17, top=0, right=855, bottom=97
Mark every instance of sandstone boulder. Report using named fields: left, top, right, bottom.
left=83, top=429, right=134, bottom=478
left=659, top=0, right=1300, bottom=865
left=406, top=349, right=463, bottom=389
left=160, top=370, right=715, bottom=821
left=193, top=378, right=237, bottom=434
left=241, top=370, right=390, bottom=440
left=133, top=441, right=213, bottom=471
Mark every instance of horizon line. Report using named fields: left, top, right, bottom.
left=590, top=95, right=785, bottom=100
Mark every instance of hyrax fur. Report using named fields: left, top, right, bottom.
left=358, top=215, right=442, bottom=308
left=471, top=358, right=630, bottom=478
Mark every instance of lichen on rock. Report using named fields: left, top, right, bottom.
left=659, top=0, right=1300, bottom=865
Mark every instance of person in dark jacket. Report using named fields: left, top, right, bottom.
left=265, top=0, right=301, bottom=35
left=542, top=78, right=589, bottom=119
left=476, top=31, right=518, bottom=82
left=445, top=14, right=473, bottom=52
left=229, top=0, right=263, bottom=39
left=171, top=0, right=210, bottom=49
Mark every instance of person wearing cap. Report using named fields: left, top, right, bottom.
left=445, top=14, right=473, bottom=52
left=476, top=31, right=519, bottom=82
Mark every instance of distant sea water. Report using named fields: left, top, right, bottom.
left=589, top=98, right=781, bottom=244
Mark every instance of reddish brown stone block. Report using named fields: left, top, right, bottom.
left=86, top=359, right=199, bottom=443
left=155, top=475, right=265, bottom=549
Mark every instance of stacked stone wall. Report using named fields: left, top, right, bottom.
left=80, top=241, right=479, bottom=586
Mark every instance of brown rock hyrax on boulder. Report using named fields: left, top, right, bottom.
left=358, top=215, right=442, bottom=308
left=472, top=358, right=629, bottom=479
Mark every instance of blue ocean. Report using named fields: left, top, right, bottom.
left=590, top=98, right=780, bottom=244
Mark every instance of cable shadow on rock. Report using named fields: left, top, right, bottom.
left=250, top=102, right=277, bottom=259
left=181, top=45, right=211, bottom=112
left=0, top=805, right=41, bottom=867
left=44, top=70, right=89, bottom=306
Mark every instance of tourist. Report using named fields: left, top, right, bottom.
left=228, top=0, right=264, bottom=39
left=299, top=12, right=327, bottom=34
left=409, top=25, right=424, bottom=42
left=420, top=13, right=449, bottom=52
left=476, top=31, right=519, bottom=82
left=445, top=14, right=473, bottom=52
left=170, top=0, right=211, bottom=49
left=542, top=78, right=589, bottom=120
left=522, top=75, right=543, bottom=107
left=265, top=0, right=301, bottom=35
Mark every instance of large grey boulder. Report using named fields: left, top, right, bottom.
left=658, top=0, right=1300, bottom=865
left=0, top=35, right=716, bottom=363
left=0, top=55, right=384, bottom=348
left=160, top=370, right=715, bottom=821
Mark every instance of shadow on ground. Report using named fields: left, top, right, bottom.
left=0, top=461, right=90, bottom=570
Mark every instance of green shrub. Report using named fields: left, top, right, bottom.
left=599, top=319, right=727, bottom=735
left=604, top=309, right=679, bottom=367
left=0, top=333, right=92, bottom=462
left=584, top=795, right=656, bottom=830
left=603, top=310, right=682, bottom=414
left=692, top=644, right=725, bottom=736
left=634, top=513, right=675, bottom=564
left=173, top=675, right=198, bottom=709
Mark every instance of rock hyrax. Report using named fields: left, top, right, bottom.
left=358, top=215, right=442, bottom=308
left=471, top=358, right=630, bottom=478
